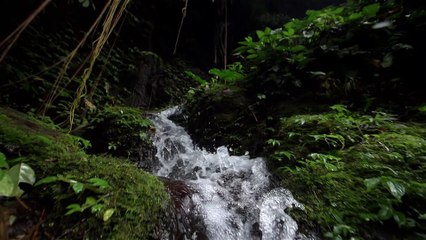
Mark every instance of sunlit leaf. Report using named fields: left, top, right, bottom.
left=364, top=177, right=381, bottom=191
left=284, top=28, right=295, bottom=37
left=88, top=177, right=111, bottom=189
left=84, top=197, right=97, bottom=206
left=0, top=152, right=8, bottom=169
left=0, top=172, right=15, bottom=197
left=386, top=181, right=405, bottom=200
left=65, top=204, right=82, bottom=215
left=103, top=208, right=115, bottom=221
left=35, top=176, right=58, bottom=186
left=9, top=163, right=36, bottom=186
left=91, top=203, right=104, bottom=213
left=72, top=182, right=85, bottom=194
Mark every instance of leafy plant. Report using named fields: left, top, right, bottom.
left=35, top=174, right=115, bottom=221
left=267, top=105, right=426, bottom=238
left=0, top=152, right=36, bottom=197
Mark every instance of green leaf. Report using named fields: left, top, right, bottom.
left=72, top=182, right=85, bottom=194
left=91, top=204, right=105, bottom=213
left=333, top=7, right=344, bottom=14
left=256, top=30, right=265, bottom=40
left=88, top=177, right=111, bottom=189
left=65, top=204, right=82, bottom=215
left=290, top=45, right=307, bottom=53
left=84, top=197, right=97, bottom=206
left=0, top=172, right=15, bottom=197
left=348, top=12, right=363, bottom=21
left=266, top=139, right=280, bottom=146
left=324, top=162, right=338, bottom=171
left=378, top=205, right=393, bottom=220
left=393, top=211, right=407, bottom=227
left=362, top=3, right=380, bottom=17
left=9, top=163, right=36, bottom=186
left=386, top=181, right=405, bottom=200
left=275, top=151, right=295, bottom=160
left=364, top=177, right=381, bottom=191
left=103, top=208, right=115, bottom=222
left=82, top=0, right=90, bottom=8
left=284, top=28, right=295, bottom=37
left=247, top=54, right=258, bottom=59
left=0, top=152, right=8, bottom=169
left=419, top=105, right=426, bottom=113
left=208, top=68, right=244, bottom=82
left=35, top=176, right=58, bottom=186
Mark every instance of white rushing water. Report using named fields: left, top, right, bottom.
left=150, top=106, right=305, bottom=240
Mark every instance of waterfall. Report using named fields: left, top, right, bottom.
left=150, top=106, right=305, bottom=240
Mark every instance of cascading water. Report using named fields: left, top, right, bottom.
left=150, top=106, right=305, bottom=240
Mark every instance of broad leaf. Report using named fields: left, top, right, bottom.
left=9, top=163, right=36, bottom=186
left=88, top=177, right=111, bottom=189
left=362, top=3, right=380, bottom=17
left=378, top=205, right=393, bottom=220
left=0, top=152, right=8, bottom=169
left=72, top=182, right=85, bottom=194
left=65, top=204, right=82, bottom=215
left=35, top=176, right=58, bottom=186
left=103, top=208, right=115, bottom=222
left=393, top=211, right=407, bottom=227
left=91, top=204, right=104, bottom=213
left=364, top=177, right=381, bottom=191
left=386, top=181, right=405, bottom=200
left=0, top=172, right=15, bottom=197
left=84, top=196, right=97, bottom=206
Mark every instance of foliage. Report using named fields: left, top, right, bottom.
left=84, top=106, right=154, bottom=158
left=233, top=0, right=426, bottom=103
left=36, top=174, right=115, bottom=221
left=0, top=106, right=171, bottom=239
left=267, top=105, right=426, bottom=239
left=0, top=152, right=36, bottom=197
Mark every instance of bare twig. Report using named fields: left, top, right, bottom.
left=0, top=0, right=52, bottom=63
left=173, top=0, right=189, bottom=55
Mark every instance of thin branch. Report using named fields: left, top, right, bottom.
left=173, top=0, right=189, bottom=55
left=0, top=0, right=52, bottom=63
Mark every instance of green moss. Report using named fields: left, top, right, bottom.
left=0, top=107, right=170, bottom=239
left=268, top=105, right=426, bottom=239
left=85, top=106, right=154, bottom=157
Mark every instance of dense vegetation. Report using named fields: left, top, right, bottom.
left=1, top=0, right=425, bottom=239
left=181, top=0, right=426, bottom=239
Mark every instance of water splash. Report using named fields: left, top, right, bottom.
left=150, top=106, right=304, bottom=239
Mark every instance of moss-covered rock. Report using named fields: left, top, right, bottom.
left=181, top=84, right=264, bottom=154
left=83, top=106, right=157, bottom=170
left=0, top=107, right=171, bottom=239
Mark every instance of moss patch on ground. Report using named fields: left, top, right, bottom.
left=266, top=105, right=426, bottom=239
left=0, top=107, right=171, bottom=239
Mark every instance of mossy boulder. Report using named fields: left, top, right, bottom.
left=0, top=107, right=172, bottom=239
left=181, top=84, right=264, bottom=154
left=82, top=106, right=157, bottom=170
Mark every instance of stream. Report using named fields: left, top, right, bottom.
left=150, top=106, right=306, bottom=240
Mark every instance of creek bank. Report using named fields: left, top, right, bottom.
left=178, top=92, right=426, bottom=239
left=0, top=106, right=172, bottom=239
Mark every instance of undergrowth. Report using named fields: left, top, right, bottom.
left=266, top=105, right=426, bottom=239
left=0, top=107, right=170, bottom=239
